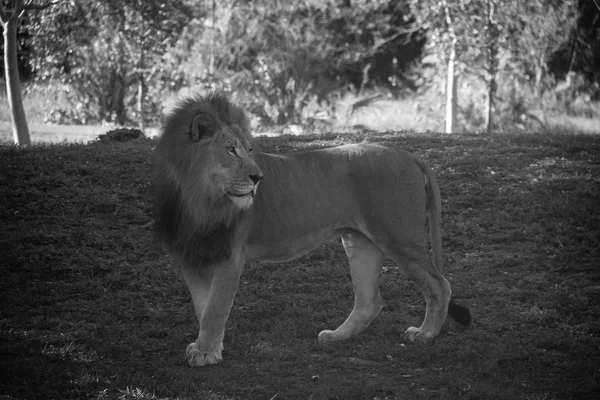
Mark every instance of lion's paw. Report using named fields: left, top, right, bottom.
left=186, top=342, right=223, bottom=367
left=405, top=326, right=436, bottom=343
left=317, top=330, right=339, bottom=343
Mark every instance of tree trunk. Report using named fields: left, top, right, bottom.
left=445, top=38, right=457, bottom=134
left=441, top=0, right=457, bottom=134
left=484, top=0, right=498, bottom=134
left=138, top=76, right=145, bottom=132
left=3, top=19, right=31, bottom=145
left=485, top=74, right=496, bottom=133
left=137, top=48, right=145, bottom=132
left=108, top=72, right=126, bottom=125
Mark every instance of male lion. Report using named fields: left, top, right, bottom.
left=154, top=93, right=470, bottom=367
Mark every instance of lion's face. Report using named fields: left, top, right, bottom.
left=202, top=127, right=263, bottom=210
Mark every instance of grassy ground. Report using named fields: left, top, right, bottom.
left=1, top=131, right=599, bottom=400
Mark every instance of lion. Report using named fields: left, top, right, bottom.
left=154, top=92, right=471, bottom=367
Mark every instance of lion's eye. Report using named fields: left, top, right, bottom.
left=226, top=146, right=237, bottom=156
left=248, top=147, right=253, bottom=154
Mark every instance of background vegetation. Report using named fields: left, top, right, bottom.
left=0, top=0, right=599, bottom=136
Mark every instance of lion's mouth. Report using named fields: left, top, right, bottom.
left=228, top=187, right=257, bottom=199
left=227, top=190, right=255, bottom=209
left=230, top=192, right=253, bottom=198
left=228, top=184, right=259, bottom=203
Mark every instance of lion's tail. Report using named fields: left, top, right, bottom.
left=414, top=157, right=443, bottom=275
left=415, top=156, right=471, bottom=327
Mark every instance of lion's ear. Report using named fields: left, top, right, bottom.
left=190, top=114, right=217, bottom=142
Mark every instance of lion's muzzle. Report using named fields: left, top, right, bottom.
left=228, top=165, right=263, bottom=207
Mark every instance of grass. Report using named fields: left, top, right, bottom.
left=333, top=95, right=444, bottom=133
left=1, top=131, right=599, bottom=399
left=544, top=113, right=600, bottom=135
left=333, top=94, right=600, bottom=135
left=0, top=83, right=71, bottom=124
left=0, top=85, right=155, bottom=144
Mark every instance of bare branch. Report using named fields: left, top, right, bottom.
left=371, top=30, right=405, bottom=53
left=0, top=2, right=23, bottom=24
left=0, top=7, right=9, bottom=25
left=441, top=0, right=457, bottom=43
left=23, top=0, right=59, bottom=12
left=14, top=1, right=24, bottom=20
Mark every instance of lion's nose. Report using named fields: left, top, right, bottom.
left=250, top=173, right=263, bottom=185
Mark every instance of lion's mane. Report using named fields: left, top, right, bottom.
left=154, top=92, right=254, bottom=266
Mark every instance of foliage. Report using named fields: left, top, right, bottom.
left=549, top=0, right=600, bottom=100
left=408, top=0, right=582, bottom=132
left=29, top=0, right=191, bottom=125
left=133, top=0, right=425, bottom=124
left=4, top=0, right=598, bottom=129
left=1, top=132, right=599, bottom=399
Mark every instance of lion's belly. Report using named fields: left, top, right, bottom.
left=245, top=228, right=346, bottom=263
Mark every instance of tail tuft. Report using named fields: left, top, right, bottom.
left=448, top=299, right=471, bottom=327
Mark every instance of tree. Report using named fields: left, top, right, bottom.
left=0, top=0, right=56, bottom=145
left=409, top=0, right=465, bottom=133
left=442, top=0, right=457, bottom=133
left=165, top=0, right=424, bottom=124
left=20, top=0, right=426, bottom=127
left=104, top=0, right=192, bottom=129
left=482, top=0, right=499, bottom=133
left=410, top=0, right=578, bottom=133
left=547, top=0, right=599, bottom=101
left=29, top=0, right=191, bottom=127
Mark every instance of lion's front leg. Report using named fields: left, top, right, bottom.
left=182, top=258, right=243, bottom=367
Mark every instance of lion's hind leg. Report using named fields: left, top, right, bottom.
left=318, top=230, right=385, bottom=343
left=399, top=256, right=452, bottom=342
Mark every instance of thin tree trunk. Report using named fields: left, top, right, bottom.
left=359, top=63, right=371, bottom=95
left=137, top=49, right=145, bottom=132
left=3, top=19, right=31, bottom=145
left=442, top=0, right=458, bottom=134
left=484, top=0, right=498, bottom=134
left=485, top=75, right=496, bottom=133
left=108, top=72, right=126, bottom=125
left=138, top=77, right=145, bottom=132
left=445, top=38, right=457, bottom=134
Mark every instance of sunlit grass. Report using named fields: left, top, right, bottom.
left=545, top=113, right=600, bottom=134
left=334, top=94, right=443, bottom=132
left=0, top=82, right=71, bottom=124
left=335, top=92, right=600, bottom=135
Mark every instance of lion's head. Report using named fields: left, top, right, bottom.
left=154, top=92, right=263, bottom=265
